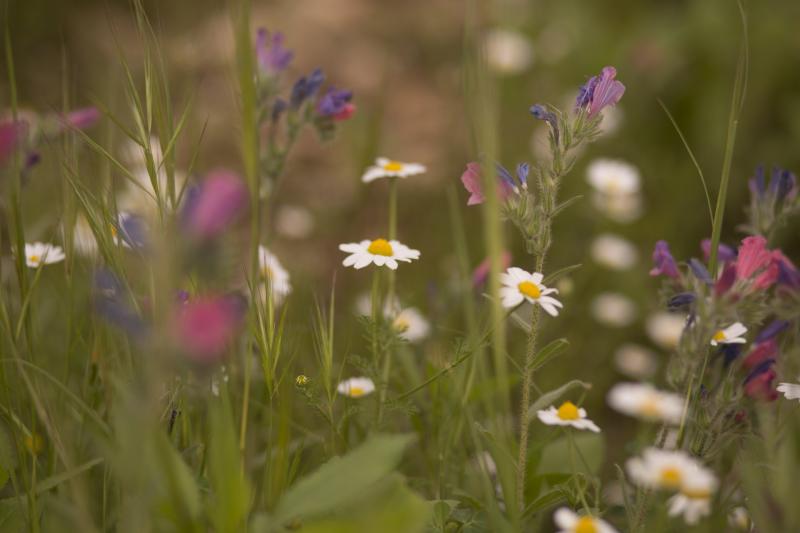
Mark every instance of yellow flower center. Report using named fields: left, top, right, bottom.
left=682, top=488, right=711, bottom=500
left=29, top=254, right=40, bottom=264
left=712, top=330, right=726, bottom=342
left=640, top=396, right=661, bottom=418
left=110, top=224, right=118, bottom=238
left=25, top=433, right=43, bottom=455
left=574, top=516, right=598, bottom=533
left=393, top=316, right=410, bottom=333
left=660, top=467, right=682, bottom=488
left=349, top=386, right=365, bottom=397
left=383, top=161, right=404, bottom=172
left=517, top=281, right=542, bottom=299
left=367, top=238, right=393, bottom=257
left=557, top=401, right=580, bottom=420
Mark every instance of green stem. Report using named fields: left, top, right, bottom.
left=377, top=179, right=399, bottom=425
left=567, top=430, right=591, bottom=513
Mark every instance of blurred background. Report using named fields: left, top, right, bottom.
left=4, top=0, right=800, bottom=477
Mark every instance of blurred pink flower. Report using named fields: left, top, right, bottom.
left=0, top=120, right=28, bottom=165
left=742, top=339, right=778, bottom=371
left=174, top=295, right=245, bottom=363
left=744, top=367, right=777, bottom=402
left=184, top=170, right=249, bottom=238
left=61, top=107, right=101, bottom=131
left=460, top=161, right=513, bottom=206
left=472, top=250, right=512, bottom=288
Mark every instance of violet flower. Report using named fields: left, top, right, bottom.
left=529, top=104, right=560, bottom=144
left=688, top=258, right=712, bottom=286
left=667, top=292, right=696, bottom=310
left=460, top=161, right=513, bottom=206
left=174, top=294, right=246, bottom=363
left=649, top=240, right=680, bottom=279
left=774, top=251, right=800, bottom=288
left=701, top=239, right=736, bottom=264
left=255, top=28, right=293, bottom=75
left=183, top=170, right=249, bottom=239
left=92, top=269, right=147, bottom=338
left=754, top=320, right=789, bottom=344
left=316, top=87, right=355, bottom=121
left=290, top=69, right=325, bottom=108
left=575, top=66, right=625, bottom=117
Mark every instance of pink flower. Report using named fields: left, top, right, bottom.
left=0, top=120, right=28, bottom=165
left=460, top=162, right=513, bottom=206
left=174, top=295, right=245, bottom=363
left=714, top=263, right=737, bottom=296
left=62, top=107, right=101, bottom=131
left=183, top=170, right=249, bottom=239
left=744, top=368, right=777, bottom=402
left=735, top=236, right=773, bottom=281
left=333, top=103, right=356, bottom=121
left=472, top=250, right=512, bottom=288
left=742, top=339, right=778, bottom=371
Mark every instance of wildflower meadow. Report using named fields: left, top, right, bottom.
left=2, top=0, right=800, bottom=531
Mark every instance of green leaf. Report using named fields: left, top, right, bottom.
left=529, top=339, right=569, bottom=374
left=535, top=433, right=604, bottom=476
left=270, top=433, right=414, bottom=527
left=522, top=487, right=567, bottom=519
left=297, top=475, right=431, bottom=533
left=0, top=424, right=16, bottom=472
left=207, top=397, right=250, bottom=532
left=543, top=264, right=582, bottom=285
left=527, top=380, right=592, bottom=420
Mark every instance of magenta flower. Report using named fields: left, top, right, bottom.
left=183, top=170, right=249, bottom=239
left=701, top=238, right=736, bottom=264
left=743, top=366, right=777, bottom=402
left=743, top=339, right=778, bottom=371
left=649, top=240, right=680, bottom=279
left=61, top=107, right=101, bottom=131
left=735, top=236, right=777, bottom=289
left=0, top=120, right=28, bottom=165
left=472, top=250, right=512, bottom=288
left=714, top=263, right=737, bottom=296
left=174, top=295, right=245, bottom=363
left=774, top=251, right=800, bottom=288
left=576, top=66, right=625, bottom=117
left=460, top=161, right=513, bottom=206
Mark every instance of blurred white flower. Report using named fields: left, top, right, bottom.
left=72, top=216, right=98, bottom=257
left=607, top=382, right=684, bottom=424
left=591, top=233, right=638, bottom=270
left=24, top=242, right=65, bottom=268
left=553, top=508, right=618, bottom=533
left=777, top=381, right=800, bottom=401
left=627, top=448, right=717, bottom=496
left=484, top=28, right=534, bottom=75
left=587, top=159, right=640, bottom=195
left=710, top=322, right=747, bottom=346
left=599, top=106, right=623, bottom=136
left=728, top=506, right=752, bottom=530
left=392, top=307, right=430, bottom=343
left=336, top=377, right=375, bottom=398
left=591, top=191, right=643, bottom=223
left=667, top=493, right=712, bottom=525
left=537, top=401, right=600, bottom=432
left=275, top=205, right=314, bottom=240
left=339, top=238, right=420, bottom=270
left=591, top=292, right=636, bottom=327
left=646, top=312, right=687, bottom=350
left=361, top=157, right=426, bottom=183
left=121, top=135, right=163, bottom=168
left=613, top=343, right=658, bottom=379
left=257, top=245, right=291, bottom=304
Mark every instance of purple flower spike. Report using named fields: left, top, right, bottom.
left=255, top=28, right=293, bottom=75
left=754, top=320, right=789, bottom=344
left=701, top=239, right=736, bottom=264
left=688, top=258, right=712, bottom=286
left=530, top=104, right=560, bottom=144
left=587, top=67, right=625, bottom=117
left=290, top=69, right=325, bottom=108
left=649, top=240, right=680, bottom=279
left=516, top=162, right=529, bottom=189
left=184, top=170, right=249, bottom=239
left=62, top=107, right=101, bottom=131
left=748, top=165, right=767, bottom=198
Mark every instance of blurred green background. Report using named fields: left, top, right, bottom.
left=3, top=0, right=800, bottom=477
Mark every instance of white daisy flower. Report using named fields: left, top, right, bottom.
left=537, top=401, right=600, bottom=432
left=336, top=377, right=375, bottom=398
left=339, top=238, right=420, bottom=270
left=607, top=383, right=684, bottom=424
left=257, top=245, right=291, bottom=304
left=710, top=322, right=747, bottom=346
left=499, top=267, right=563, bottom=316
left=667, top=493, right=712, bottom=525
left=591, top=233, right=638, bottom=270
left=613, top=343, right=658, bottom=379
left=728, top=506, right=752, bottom=530
left=484, top=28, right=534, bottom=75
left=591, top=292, right=636, bottom=327
left=24, top=242, right=65, bottom=268
left=646, top=312, right=687, bottom=350
left=586, top=159, right=641, bottom=196
left=361, top=157, right=426, bottom=183
left=553, top=508, right=619, bottom=533
left=626, top=448, right=717, bottom=496
left=391, top=307, right=431, bottom=343
left=591, top=191, right=643, bottom=224
left=777, top=381, right=800, bottom=401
